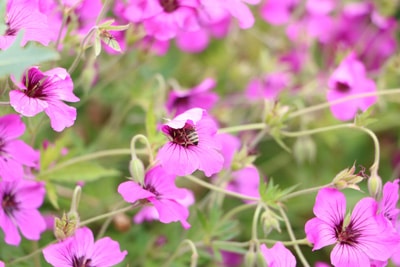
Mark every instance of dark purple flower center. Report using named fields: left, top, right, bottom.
left=2, top=193, right=18, bottom=215
left=72, top=256, right=93, bottom=267
left=144, top=184, right=160, bottom=196
left=5, top=23, right=17, bottom=36
left=159, top=0, right=179, bottom=13
left=335, top=81, right=351, bottom=93
left=167, top=123, right=199, bottom=148
left=334, top=220, right=361, bottom=246
left=22, top=70, right=49, bottom=99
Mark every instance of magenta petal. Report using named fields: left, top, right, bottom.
left=118, top=181, right=154, bottom=203
left=42, top=239, right=75, bottom=267
left=313, top=188, right=345, bottom=225
left=150, top=198, right=190, bottom=228
left=226, top=1, right=255, bottom=29
left=0, top=158, right=24, bottom=181
left=0, top=211, right=21, bottom=245
left=190, top=145, right=224, bottom=177
left=305, top=217, right=336, bottom=250
left=5, top=140, right=39, bottom=167
left=14, top=180, right=45, bottom=208
left=0, top=114, right=25, bottom=140
left=90, top=237, right=127, bottom=266
left=13, top=209, right=46, bottom=241
left=331, top=243, right=370, bottom=267
left=9, top=90, right=48, bottom=117
left=44, top=101, right=77, bottom=132
left=157, top=143, right=198, bottom=176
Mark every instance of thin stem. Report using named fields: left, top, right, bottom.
left=0, top=101, right=9, bottom=105
left=7, top=241, right=57, bottom=265
left=130, top=134, right=154, bottom=163
left=68, top=27, right=97, bottom=74
left=248, top=127, right=270, bottom=150
left=69, top=186, right=82, bottom=214
left=162, top=239, right=199, bottom=267
left=251, top=205, right=263, bottom=240
left=218, top=123, right=266, bottom=134
left=185, top=175, right=260, bottom=202
left=95, top=0, right=113, bottom=25
left=278, top=205, right=310, bottom=267
left=96, top=201, right=126, bottom=239
left=54, top=10, right=68, bottom=51
left=281, top=123, right=353, bottom=138
left=281, top=183, right=333, bottom=201
left=79, top=205, right=136, bottom=226
left=353, top=126, right=380, bottom=173
left=259, top=238, right=310, bottom=246
left=289, top=88, right=400, bottom=119
left=38, top=148, right=142, bottom=177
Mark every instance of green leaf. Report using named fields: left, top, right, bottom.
left=212, top=243, right=247, bottom=255
left=0, top=31, right=59, bottom=80
left=41, top=162, right=120, bottom=183
left=46, top=182, right=59, bottom=209
left=94, top=33, right=102, bottom=57
left=100, top=34, right=121, bottom=53
left=354, top=106, right=377, bottom=127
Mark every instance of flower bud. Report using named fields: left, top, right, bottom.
left=129, top=158, right=145, bottom=184
left=332, top=164, right=364, bottom=191
left=54, top=212, right=79, bottom=241
left=261, top=209, right=281, bottom=235
left=244, top=250, right=257, bottom=267
left=293, top=136, right=316, bottom=164
left=368, top=172, right=382, bottom=199
left=113, top=213, right=131, bottom=232
left=256, top=251, right=266, bottom=267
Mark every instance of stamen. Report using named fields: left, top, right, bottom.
left=159, top=0, right=179, bottom=13
left=2, top=193, right=18, bottom=215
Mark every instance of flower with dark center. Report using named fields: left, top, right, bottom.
left=305, top=188, right=400, bottom=266
left=159, top=0, right=179, bottom=13
left=335, top=81, right=351, bottom=93
left=157, top=108, right=224, bottom=177
left=43, top=227, right=127, bottom=267
left=118, top=165, right=191, bottom=228
left=0, top=179, right=46, bottom=246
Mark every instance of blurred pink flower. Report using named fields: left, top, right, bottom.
left=305, top=188, right=400, bottom=266
left=227, top=166, right=260, bottom=203
left=0, top=179, right=46, bottom=245
left=9, top=67, right=79, bottom=132
left=156, top=108, right=224, bottom=177
left=166, top=78, right=219, bottom=116
left=118, top=165, right=191, bottom=228
left=260, top=242, right=296, bottom=267
left=215, top=133, right=241, bottom=169
left=133, top=188, right=194, bottom=229
left=43, top=227, right=127, bottom=266
left=0, top=0, right=52, bottom=50
left=260, top=0, right=299, bottom=25
left=246, top=72, right=289, bottom=100
left=327, top=52, right=376, bottom=121
left=377, top=179, right=400, bottom=229
left=0, top=114, right=39, bottom=181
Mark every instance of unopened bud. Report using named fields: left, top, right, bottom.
left=332, top=164, right=364, bottom=191
left=113, top=213, right=131, bottom=232
left=368, top=172, right=382, bottom=199
left=129, top=158, right=145, bottom=184
left=54, top=212, right=79, bottom=241
left=293, top=136, right=316, bottom=164
left=261, top=209, right=281, bottom=235
left=244, top=250, right=257, bottom=267
left=256, top=251, right=266, bottom=267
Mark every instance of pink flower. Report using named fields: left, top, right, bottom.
left=260, top=0, right=299, bottom=25
left=327, top=52, right=377, bottom=121
left=246, top=72, right=290, bottom=101
left=118, top=165, right=191, bottom=228
left=166, top=78, right=219, bottom=116
left=0, top=114, right=39, bottom=181
left=133, top=188, right=194, bottom=228
left=42, top=227, right=127, bottom=266
left=227, top=166, right=260, bottom=203
left=305, top=188, right=400, bottom=266
left=129, top=0, right=200, bottom=40
left=215, top=133, right=241, bottom=169
left=377, top=179, right=400, bottom=228
left=9, top=67, right=79, bottom=132
left=0, top=0, right=52, bottom=50
left=0, top=179, right=46, bottom=245
left=156, top=108, right=224, bottom=177
left=260, top=242, right=296, bottom=267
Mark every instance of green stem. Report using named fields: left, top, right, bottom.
left=185, top=175, right=260, bottom=202
left=80, top=205, right=136, bottom=226
left=95, top=0, right=113, bottom=25
left=281, top=183, right=333, bottom=201
left=259, top=238, right=310, bottom=246
left=68, top=27, right=97, bottom=74
left=289, top=88, right=400, bottom=119
left=251, top=205, right=263, bottom=240
left=162, top=239, right=198, bottom=267
left=0, top=101, right=9, bottom=105
left=218, top=123, right=266, bottom=134
left=69, top=186, right=82, bottom=214
left=54, top=10, right=68, bottom=51
left=353, top=126, right=380, bottom=173
left=38, top=148, right=144, bottom=177
left=130, top=134, right=154, bottom=163
left=281, top=123, right=353, bottom=138
left=278, top=205, right=310, bottom=267
left=7, top=241, right=57, bottom=265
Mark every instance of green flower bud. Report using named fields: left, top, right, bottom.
left=368, top=172, right=382, bottom=199
left=244, top=250, right=257, bottom=267
left=54, top=212, right=79, bottom=241
left=129, top=158, right=145, bottom=184
left=332, top=164, right=364, bottom=191
left=261, top=209, right=281, bottom=235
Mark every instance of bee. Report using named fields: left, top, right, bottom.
left=186, top=130, right=199, bottom=146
